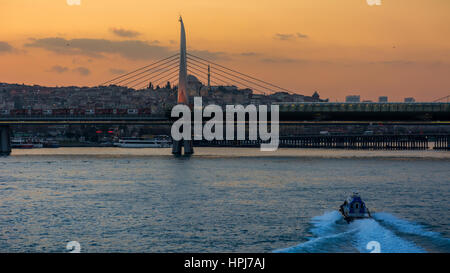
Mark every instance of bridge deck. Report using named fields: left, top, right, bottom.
left=1, top=118, right=449, bottom=126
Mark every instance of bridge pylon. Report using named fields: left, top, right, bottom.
left=0, top=125, right=11, bottom=156
left=172, top=16, right=194, bottom=156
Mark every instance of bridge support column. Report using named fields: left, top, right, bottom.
left=0, top=125, right=11, bottom=156
left=172, top=139, right=194, bottom=156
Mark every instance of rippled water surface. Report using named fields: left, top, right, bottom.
left=0, top=148, right=449, bottom=252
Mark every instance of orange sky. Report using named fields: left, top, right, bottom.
left=0, top=0, right=449, bottom=101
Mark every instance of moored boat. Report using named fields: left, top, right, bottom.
left=11, top=138, right=34, bottom=149
left=11, top=137, right=51, bottom=149
left=114, top=136, right=172, bottom=148
left=43, top=140, right=60, bottom=148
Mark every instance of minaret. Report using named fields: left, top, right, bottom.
left=172, top=16, right=194, bottom=156
left=207, top=64, right=211, bottom=91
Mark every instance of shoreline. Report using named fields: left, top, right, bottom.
left=7, top=147, right=450, bottom=159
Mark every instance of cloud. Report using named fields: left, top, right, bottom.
left=109, top=68, right=127, bottom=75
left=72, top=57, right=93, bottom=64
left=110, top=28, right=141, bottom=38
left=24, top=36, right=231, bottom=63
left=189, top=49, right=230, bottom=61
left=25, top=37, right=173, bottom=60
left=0, top=41, right=13, bottom=53
left=378, top=60, right=415, bottom=65
left=261, top=57, right=308, bottom=64
left=274, top=33, right=296, bottom=41
left=74, top=67, right=91, bottom=76
left=48, top=65, right=69, bottom=73
left=274, top=32, right=309, bottom=41
left=240, top=52, right=260, bottom=57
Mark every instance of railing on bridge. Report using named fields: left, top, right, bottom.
left=275, top=102, right=450, bottom=113
left=194, top=134, right=450, bottom=150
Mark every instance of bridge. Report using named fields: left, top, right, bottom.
left=1, top=102, right=449, bottom=124
left=1, top=17, right=450, bottom=155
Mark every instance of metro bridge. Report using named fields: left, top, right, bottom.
left=1, top=102, right=449, bottom=125
left=1, top=103, right=449, bottom=155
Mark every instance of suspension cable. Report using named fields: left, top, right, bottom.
left=122, top=60, right=179, bottom=87
left=187, top=57, right=275, bottom=94
left=187, top=53, right=295, bottom=94
left=117, top=57, right=179, bottom=86
left=188, top=63, right=269, bottom=94
left=129, top=65, right=179, bottom=89
left=101, top=53, right=179, bottom=86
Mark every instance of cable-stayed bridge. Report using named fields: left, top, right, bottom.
left=1, top=17, right=450, bottom=155
left=100, top=52, right=297, bottom=96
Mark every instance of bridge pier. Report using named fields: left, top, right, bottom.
left=0, top=125, right=11, bottom=156
left=172, top=140, right=194, bottom=156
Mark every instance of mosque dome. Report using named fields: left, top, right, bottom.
left=187, top=75, right=202, bottom=85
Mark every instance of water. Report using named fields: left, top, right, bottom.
left=0, top=148, right=449, bottom=253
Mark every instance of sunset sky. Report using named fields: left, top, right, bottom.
left=0, top=0, right=449, bottom=101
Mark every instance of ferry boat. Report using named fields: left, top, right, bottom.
left=11, top=137, right=50, bottom=149
left=11, top=138, right=34, bottom=149
left=114, top=136, right=172, bottom=148
left=339, top=192, right=372, bottom=223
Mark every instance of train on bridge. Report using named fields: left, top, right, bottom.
left=275, top=102, right=450, bottom=121
left=0, top=108, right=152, bottom=116
left=0, top=102, right=449, bottom=122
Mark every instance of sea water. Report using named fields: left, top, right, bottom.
left=0, top=148, right=449, bottom=252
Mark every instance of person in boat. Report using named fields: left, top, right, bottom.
left=339, top=193, right=371, bottom=223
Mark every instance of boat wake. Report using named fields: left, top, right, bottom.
left=274, top=211, right=449, bottom=253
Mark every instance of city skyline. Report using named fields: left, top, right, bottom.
left=1, top=0, right=449, bottom=102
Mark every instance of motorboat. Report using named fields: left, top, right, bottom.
left=339, top=192, right=372, bottom=223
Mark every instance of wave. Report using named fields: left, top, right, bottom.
left=373, top=212, right=450, bottom=250
left=273, top=211, right=443, bottom=253
left=373, top=212, right=440, bottom=238
left=349, top=218, right=425, bottom=253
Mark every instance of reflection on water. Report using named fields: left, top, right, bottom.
left=1, top=148, right=449, bottom=252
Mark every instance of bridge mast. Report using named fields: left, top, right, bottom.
left=172, top=16, right=194, bottom=155
left=0, top=126, right=11, bottom=156
left=177, top=16, right=189, bottom=105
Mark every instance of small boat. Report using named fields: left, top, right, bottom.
left=339, top=192, right=372, bottom=223
left=114, top=136, right=172, bottom=148
left=43, top=140, right=60, bottom=148
left=11, top=138, right=34, bottom=149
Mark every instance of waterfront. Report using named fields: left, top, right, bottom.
left=1, top=148, right=449, bottom=252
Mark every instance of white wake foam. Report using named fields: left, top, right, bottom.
left=274, top=211, right=432, bottom=253
left=349, top=218, right=425, bottom=253
left=374, top=212, right=440, bottom=238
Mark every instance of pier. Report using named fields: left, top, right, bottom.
left=434, top=135, right=450, bottom=150
left=194, top=134, right=450, bottom=150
